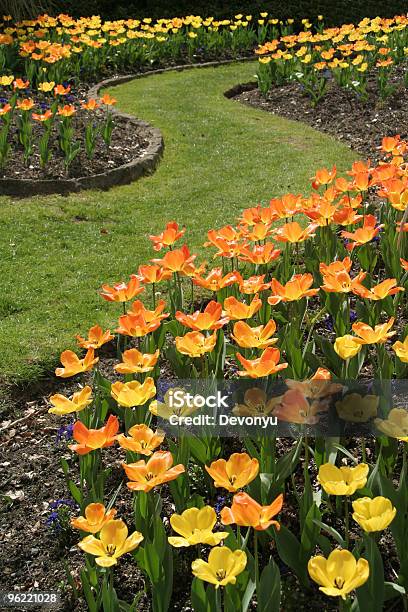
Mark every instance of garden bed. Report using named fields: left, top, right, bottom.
left=228, top=67, right=408, bottom=162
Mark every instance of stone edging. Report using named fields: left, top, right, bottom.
left=1, top=55, right=257, bottom=198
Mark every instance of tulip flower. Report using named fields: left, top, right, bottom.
left=116, top=312, right=164, bottom=337
left=55, top=349, right=99, bottom=377
left=269, top=193, right=302, bottom=218
left=233, top=388, right=281, bottom=417
left=176, top=301, right=229, bottom=331
left=16, top=98, right=35, bottom=111
left=320, top=269, right=366, bottom=294
left=352, top=279, right=404, bottom=301
left=231, top=319, right=278, bottom=349
left=341, top=215, right=382, bottom=249
left=76, top=325, right=114, bottom=349
left=273, top=221, right=316, bottom=243
left=205, top=452, right=259, bottom=492
left=401, top=258, right=408, bottom=272
left=236, top=347, right=288, bottom=378
left=193, top=268, right=241, bottom=291
left=71, top=503, right=117, bottom=533
left=114, top=348, right=159, bottom=374
left=149, top=221, right=186, bottom=251
left=312, top=165, right=337, bottom=188
left=149, top=387, right=201, bottom=420
left=352, top=318, right=395, bottom=344
left=272, top=389, right=324, bottom=425
left=117, top=424, right=164, bottom=455
left=239, top=274, right=270, bottom=294
left=168, top=506, right=229, bottom=547
left=318, top=463, right=369, bottom=496
left=221, top=492, right=283, bottom=531
left=268, top=274, right=318, bottom=304
left=238, top=242, right=281, bottom=264
left=111, top=378, right=156, bottom=408
left=336, top=393, right=379, bottom=422
left=137, top=264, right=172, bottom=284
left=223, top=294, right=262, bottom=320
left=175, top=330, right=217, bottom=357
left=191, top=546, right=247, bottom=588
left=352, top=496, right=396, bottom=532
left=334, top=335, right=362, bottom=360
left=99, top=94, right=117, bottom=106
left=374, top=408, right=408, bottom=442
left=78, top=519, right=143, bottom=567
left=308, top=549, right=369, bottom=600
left=69, top=415, right=119, bottom=455
left=151, top=244, right=197, bottom=275
left=49, top=386, right=93, bottom=415
left=100, top=275, right=144, bottom=302
left=392, top=335, right=408, bottom=363
left=122, top=450, right=185, bottom=492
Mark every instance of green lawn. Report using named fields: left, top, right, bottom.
left=0, top=61, right=357, bottom=388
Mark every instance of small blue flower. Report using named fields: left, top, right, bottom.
left=56, top=422, right=74, bottom=443
left=214, top=495, right=226, bottom=514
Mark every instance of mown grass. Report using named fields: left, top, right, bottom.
left=0, top=61, right=357, bottom=387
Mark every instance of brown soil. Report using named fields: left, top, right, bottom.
left=230, top=67, right=408, bottom=162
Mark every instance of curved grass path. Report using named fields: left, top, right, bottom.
left=0, top=61, right=357, bottom=387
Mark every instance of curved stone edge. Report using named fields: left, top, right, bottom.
left=0, top=55, right=257, bottom=198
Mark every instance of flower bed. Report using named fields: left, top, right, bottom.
left=2, top=138, right=406, bottom=610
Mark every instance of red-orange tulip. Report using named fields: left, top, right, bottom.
left=76, top=325, right=114, bottom=349
left=268, top=274, right=318, bottom=304
left=101, top=275, right=144, bottom=302
left=149, top=221, right=186, bottom=251
left=176, top=301, right=228, bottom=331
left=69, top=415, right=119, bottom=455
left=236, top=347, right=288, bottom=378
left=221, top=492, right=283, bottom=531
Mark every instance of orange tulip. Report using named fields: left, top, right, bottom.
left=205, top=453, right=259, bottom=492
left=268, top=274, right=318, bottom=305
left=0, top=103, right=11, bottom=116
left=239, top=274, right=270, bottom=294
left=114, top=348, right=159, bottom=374
left=223, top=294, right=262, bottom=320
left=32, top=109, right=53, bottom=121
left=116, top=424, right=164, bottom=455
left=57, top=104, right=76, bottom=117
left=236, top=347, right=288, bottom=378
left=378, top=178, right=408, bottom=212
left=76, top=325, right=114, bottom=349
left=137, top=264, right=172, bottom=284
left=54, top=83, right=71, bottom=95
left=273, top=221, right=316, bottom=243
left=352, top=279, right=404, bottom=301
left=242, top=220, right=273, bottom=241
left=333, top=207, right=364, bottom=226
left=128, top=299, right=169, bottom=321
left=13, top=78, right=30, bottom=89
left=238, top=243, right=281, bottom=265
left=320, top=269, right=367, bottom=294
left=221, top=492, right=283, bottom=531
left=341, top=215, right=381, bottom=250
left=151, top=245, right=197, bottom=275
left=81, top=98, right=99, bottom=110
left=272, top=389, right=323, bottom=424
left=100, top=93, right=117, bottom=106
left=16, top=98, right=35, bottom=111
left=71, top=503, right=117, bottom=533
left=305, top=199, right=338, bottom=226
left=193, top=268, right=241, bottom=292
left=175, top=330, right=217, bottom=358
left=320, top=257, right=352, bottom=275
left=312, top=165, right=336, bottom=189
left=69, top=415, right=119, bottom=455
left=116, top=313, right=161, bottom=337
left=401, top=258, right=408, bottom=272
left=122, top=450, right=185, bottom=492
left=176, top=301, right=228, bottom=331
left=149, top=221, right=186, bottom=251
left=231, top=319, right=278, bottom=349
left=269, top=194, right=302, bottom=218
left=101, top=275, right=144, bottom=302
left=352, top=318, right=395, bottom=345
left=55, top=349, right=98, bottom=377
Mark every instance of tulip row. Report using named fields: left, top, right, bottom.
left=0, top=13, right=309, bottom=88
left=39, top=134, right=408, bottom=609
left=0, top=80, right=116, bottom=170
left=256, top=15, right=408, bottom=105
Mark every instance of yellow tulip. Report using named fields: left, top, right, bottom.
left=392, top=335, right=408, bottom=363
left=71, top=503, right=117, bottom=533
left=335, top=393, right=379, bottom=422
left=149, top=387, right=200, bottom=421
left=308, top=549, right=369, bottom=600
left=318, top=463, right=369, bottom=495
left=48, top=386, right=92, bottom=415
left=168, top=506, right=228, bottom=547
left=334, top=335, right=362, bottom=360
left=192, top=546, right=247, bottom=588
left=110, top=377, right=155, bottom=408
left=374, top=408, right=408, bottom=442
left=352, top=496, right=396, bottom=532
left=78, top=519, right=143, bottom=567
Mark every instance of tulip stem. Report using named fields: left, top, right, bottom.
left=254, top=530, right=260, bottom=594
left=237, top=525, right=241, bottom=546
left=344, top=498, right=350, bottom=549
left=215, top=586, right=222, bottom=611
left=360, top=437, right=367, bottom=463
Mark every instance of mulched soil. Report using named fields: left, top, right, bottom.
left=0, top=112, right=150, bottom=181
left=230, top=65, right=408, bottom=163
